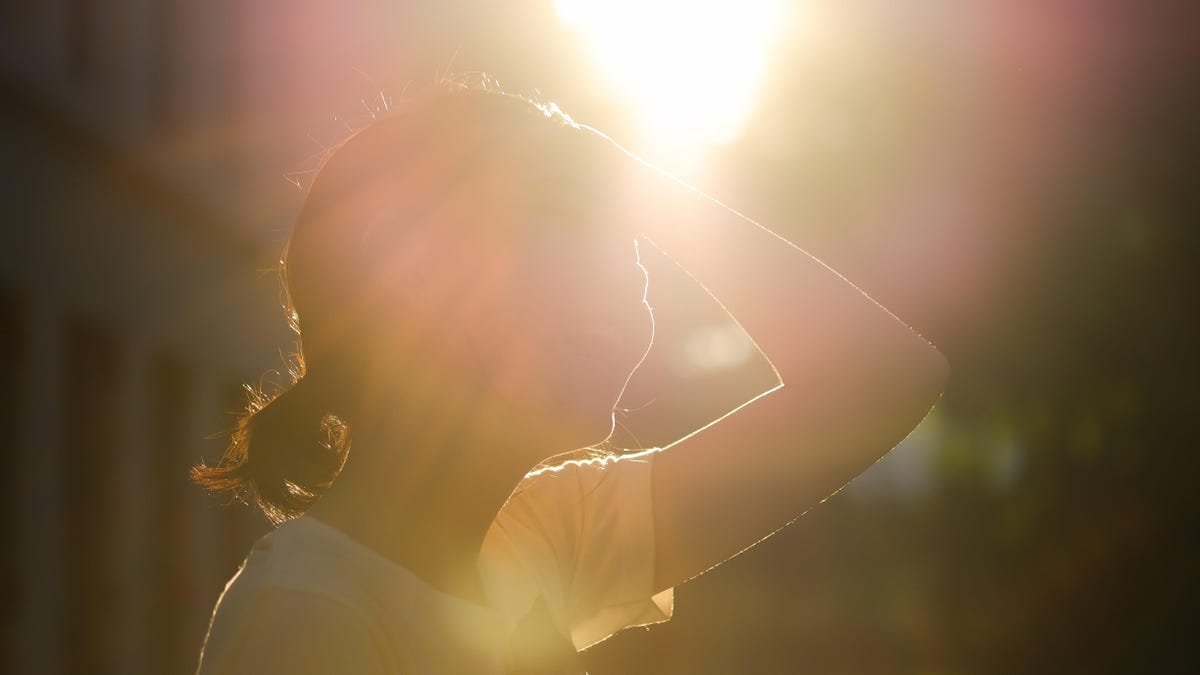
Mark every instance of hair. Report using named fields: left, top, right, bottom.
left=192, top=77, right=586, bottom=525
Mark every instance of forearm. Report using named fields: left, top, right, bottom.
left=622, top=158, right=947, bottom=391
left=585, top=136, right=950, bottom=590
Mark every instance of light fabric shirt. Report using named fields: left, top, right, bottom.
left=196, top=448, right=674, bottom=674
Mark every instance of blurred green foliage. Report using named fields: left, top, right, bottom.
left=587, top=37, right=1199, bottom=675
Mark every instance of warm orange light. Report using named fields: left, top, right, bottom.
left=556, top=0, right=787, bottom=150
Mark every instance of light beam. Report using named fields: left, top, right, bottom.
left=556, top=0, right=787, bottom=150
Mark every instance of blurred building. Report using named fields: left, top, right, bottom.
left=0, top=2, right=305, bottom=673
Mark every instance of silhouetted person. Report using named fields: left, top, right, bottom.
left=194, top=82, right=947, bottom=674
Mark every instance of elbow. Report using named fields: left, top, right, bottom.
left=872, top=343, right=948, bottom=455
left=926, top=344, right=951, bottom=398
left=873, top=335, right=950, bottom=427
left=909, top=341, right=950, bottom=417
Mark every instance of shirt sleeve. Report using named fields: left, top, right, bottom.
left=479, top=448, right=675, bottom=651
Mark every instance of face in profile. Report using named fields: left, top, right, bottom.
left=513, top=231, right=655, bottom=440
left=461, top=177, right=656, bottom=445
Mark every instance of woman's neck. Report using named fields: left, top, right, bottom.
left=303, top=393, right=590, bottom=605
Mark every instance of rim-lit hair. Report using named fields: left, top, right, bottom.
left=192, top=79, right=586, bottom=524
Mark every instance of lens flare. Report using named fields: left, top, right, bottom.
left=556, top=0, right=787, bottom=149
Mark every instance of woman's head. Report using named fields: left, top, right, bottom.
left=194, top=84, right=654, bottom=522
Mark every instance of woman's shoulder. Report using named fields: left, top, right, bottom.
left=480, top=446, right=673, bottom=652
left=513, top=446, right=660, bottom=496
left=490, top=447, right=660, bottom=543
left=230, top=516, right=440, bottom=606
left=203, top=519, right=387, bottom=644
left=199, top=586, right=400, bottom=674
left=199, top=519, right=417, bottom=673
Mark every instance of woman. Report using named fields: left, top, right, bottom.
left=194, top=83, right=948, bottom=674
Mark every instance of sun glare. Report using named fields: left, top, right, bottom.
left=556, top=0, right=787, bottom=150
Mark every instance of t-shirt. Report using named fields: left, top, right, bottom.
left=196, top=448, right=674, bottom=674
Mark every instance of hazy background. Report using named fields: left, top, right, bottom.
left=0, top=1, right=1196, bottom=673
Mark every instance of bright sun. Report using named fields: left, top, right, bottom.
left=555, top=0, right=787, bottom=150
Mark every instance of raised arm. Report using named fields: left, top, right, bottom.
left=602, top=136, right=949, bottom=593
